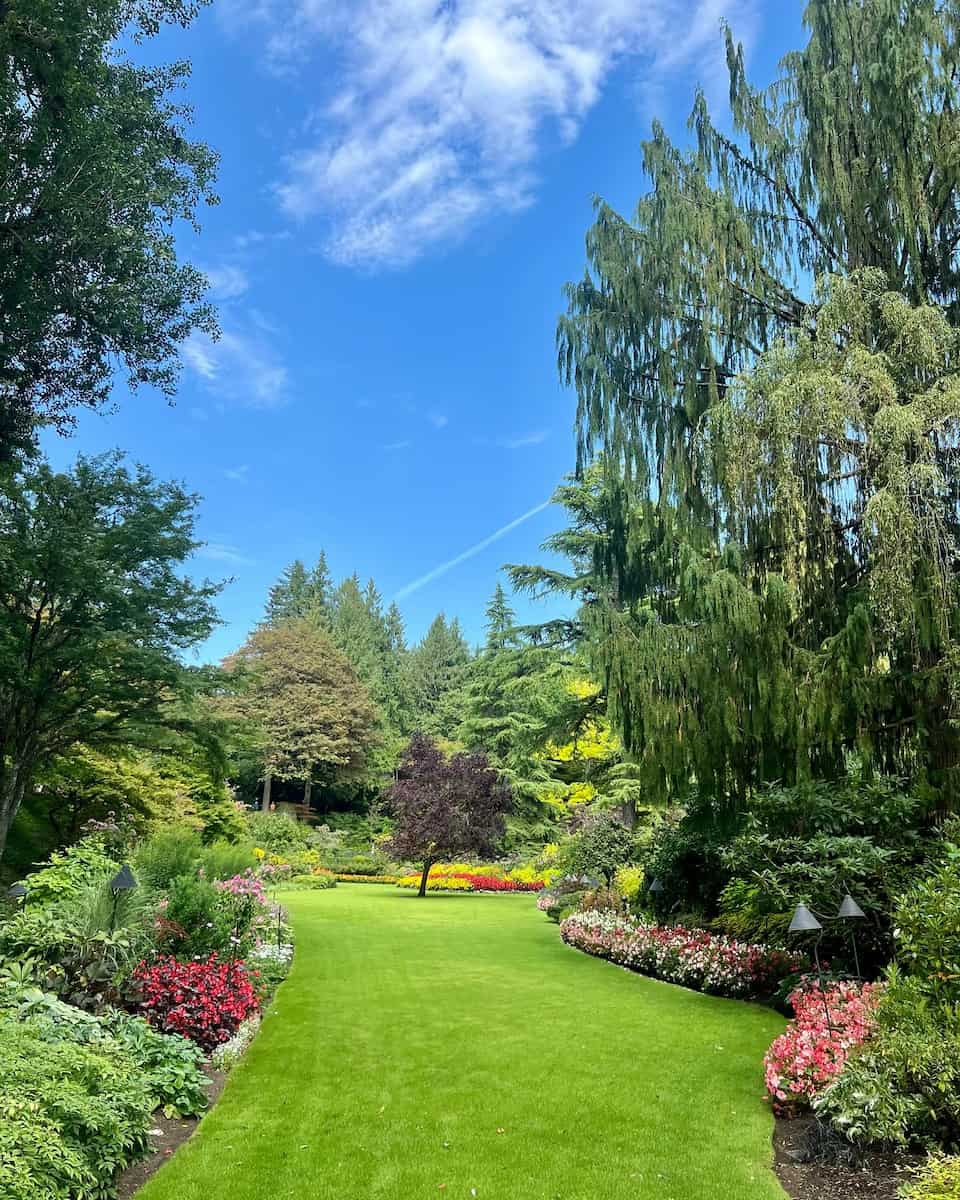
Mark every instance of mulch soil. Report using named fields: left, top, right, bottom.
left=774, top=1116, right=919, bottom=1200
left=115, top=1067, right=227, bottom=1200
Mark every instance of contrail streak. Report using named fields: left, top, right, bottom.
left=394, top=499, right=552, bottom=600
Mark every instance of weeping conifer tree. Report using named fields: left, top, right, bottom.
left=558, top=0, right=960, bottom=810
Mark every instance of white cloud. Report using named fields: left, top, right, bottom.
left=428, top=411, right=449, bottom=429
left=224, top=464, right=250, bottom=482
left=205, top=263, right=250, bottom=300
left=183, top=322, right=289, bottom=409
left=198, top=542, right=257, bottom=567
left=223, top=0, right=756, bottom=267
left=384, top=439, right=413, bottom=451
left=501, top=429, right=548, bottom=449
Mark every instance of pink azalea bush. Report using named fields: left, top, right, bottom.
left=764, top=980, right=881, bottom=1113
left=559, top=909, right=805, bottom=999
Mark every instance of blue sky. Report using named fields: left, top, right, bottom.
left=42, top=0, right=805, bottom=661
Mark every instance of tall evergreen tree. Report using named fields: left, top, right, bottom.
left=408, top=615, right=471, bottom=738
left=557, top=1, right=960, bottom=809
left=483, top=583, right=517, bottom=652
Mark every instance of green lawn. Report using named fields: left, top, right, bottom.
left=136, top=886, right=787, bottom=1200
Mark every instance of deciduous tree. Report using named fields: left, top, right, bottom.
left=385, top=734, right=512, bottom=896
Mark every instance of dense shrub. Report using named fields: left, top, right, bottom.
left=336, top=873, right=400, bottom=884
left=284, top=872, right=337, bottom=890
left=560, top=909, right=804, bottom=999
left=763, top=980, right=880, bottom=1112
left=0, top=1016, right=153, bottom=1200
left=134, top=828, right=203, bottom=892
left=892, top=856, right=960, bottom=1007
left=560, top=812, right=639, bottom=885
left=198, top=839, right=257, bottom=881
left=131, top=955, right=260, bottom=1051
left=20, top=836, right=119, bottom=904
left=900, top=1156, right=960, bottom=1199
left=158, top=873, right=259, bottom=959
left=0, top=988, right=208, bottom=1118
left=816, top=973, right=960, bottom=1148
left=246, top=810, right=310, bottom=854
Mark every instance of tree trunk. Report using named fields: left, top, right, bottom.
left=261, top=769, right=273, bottom=812
left=304, top=778, right=312, bottom=809
left=0, top=762, right=27, bottom=864
left=418, top=860, right=432, bottom=897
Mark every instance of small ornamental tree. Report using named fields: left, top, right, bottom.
left=385, top=734, right=512, bottom=896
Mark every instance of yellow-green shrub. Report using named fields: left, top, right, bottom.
left=614, top=865, right=645, bottom=904
left=900, top=1155, right=960, bottom=1199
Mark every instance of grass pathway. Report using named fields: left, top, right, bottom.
left=136, top=886, right=787, bottom=1200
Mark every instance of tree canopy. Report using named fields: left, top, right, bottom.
left=385, top=733, right=512, bottom=895
left=0, top=452, right=221, bottom=859
left=0, top=0, right=218, bottom=455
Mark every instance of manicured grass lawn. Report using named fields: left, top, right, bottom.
left=136, top=886, right=787, bottom=1200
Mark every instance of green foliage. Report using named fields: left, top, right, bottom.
left=0, top=452, right=221, bottom=862
left=135, top=828, right=203, bottom=893
left=284, top=873, right=337, bottom=891
left=21, top=837, right=118, bottom=905
left=0, top=1015, right=153, bottom=1199
left=717, top=778, right=929, bottom=967
left=560, top=813, right=638, bottom=884
left=892, top=850, right=960, bottom=1006
left=900, top=1156, right=960, bottom=1199
left=0, top=0, right=218, bottom=453
left=159, top=874, right=255, bottom=959
left=552, top=0, right=960, bottom=814
left=817, top=973, right=960, bottom=1148
left=407, top=612, right=471, bottom=739
left=246, top=811, right=311, bottom=854
left=199, top=840, right=256, bottom=881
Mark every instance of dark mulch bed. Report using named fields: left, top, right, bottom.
left=115, top=1068, right=227, bottom=1200
left=774, top=1116, right=919, bottom=1200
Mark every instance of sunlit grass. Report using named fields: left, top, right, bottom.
left=136, top=885, right=786, bottom=1200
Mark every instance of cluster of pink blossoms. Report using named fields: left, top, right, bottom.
left=560, top=909, right=805, bottom=999
left=214, top=869, right=267, bottom=904
left=764, top=980, right=881, bottom=1112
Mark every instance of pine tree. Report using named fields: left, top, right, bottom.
left=483, top=583, right=517, bottom=652
left=408, top=614, right=471, bottom=738
left=555, top=0, right=960, bottom=811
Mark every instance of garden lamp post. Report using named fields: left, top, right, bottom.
left=109, top=864, right=138, bottom=932
left=788, top=893, right=868, bottom=1031
left=648, top=877, right=665, bottom=895
left=6, top=882, right=26, bottom=902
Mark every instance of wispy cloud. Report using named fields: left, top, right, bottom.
left=222, top=0, right=755, bottom=268
left=428, top=411, right=449, bottom=430
left=500, top=429, right=548, bottom=449
left=384, top=439, right=413, bottom=451
left=205, top=263, right=250, bottom=300
left=183, top=321, right=289, bottom=409
left=198, top=542, right=257, bottom=567
left=394, top=498, right=551, bottom=599
left=224, top=464, right=250, bottom=482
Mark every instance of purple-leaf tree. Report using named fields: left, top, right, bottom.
left=385, top=733, right=513, bottom=896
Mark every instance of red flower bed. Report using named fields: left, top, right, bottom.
left=452, top=873, right=545, bottom=892
left=131, top=954, right=260, bottom=1052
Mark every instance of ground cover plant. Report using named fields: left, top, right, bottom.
left=132, top=885, right=787, bottom=1200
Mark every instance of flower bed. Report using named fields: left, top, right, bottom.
left=396, top=864, right=548, bottom=892
left=131, top=954, right=261, bottom=1052
left=764, top=979, right=880, bottom=1113
left=336, top=873, right=401, bottom=884
left=559, top=909, right=805, bottom=999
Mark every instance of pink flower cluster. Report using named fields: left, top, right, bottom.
left=214, top=869, right=267, bottom=904
left=764, top=980, right=881, bottom=1112
left=559, top=909, right=805, bottom=999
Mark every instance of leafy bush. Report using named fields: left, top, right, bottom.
left=158, top=873, right=259, bottom=959
left=246, top=810, right=311, bottom=854
left=131, top=955, right=260, bottom=1051
left=763, top=980, right=881, bottom=1112
left=198, top=839, right=256, bottom=881
left=560, top=909, right=805, bottom=999
left=134, top=828, right=203, bottom=892
left=560, top=812, right=639, bottom=884
left=0, top=1016, right=153, bottom=1199
left=284, top=872, right=337, bottom=890
left=0, top=989, right=208, bottom=1118
left=816, top=973, right=960, bottom=1148
left=893, top=855, right=960, bottom=1007
left=20, top=836, right=118, bottom=905
left=900, top=1156, right=960, bottom=1199
left=336, top=873, right=400, bottom=884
